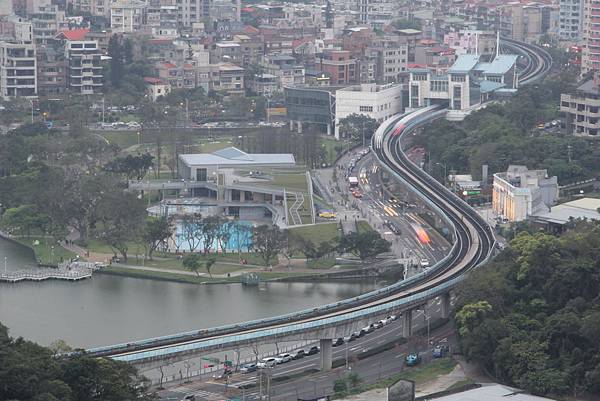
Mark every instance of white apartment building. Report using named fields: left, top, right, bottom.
left=583, top=0, right=600, bottom=73
left=334, top=83, right=403, bottom=139
left=559, top=0, right=583, bottom=41
left=0, top=41, right=37, bottom=99
left=65, top=40, right=103, bottom=95
left=493, top=165, right=558, bottom=222
left=110, top=0, right=147, bottom=33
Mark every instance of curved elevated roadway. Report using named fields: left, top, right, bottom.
left=87, top=39, right=549, bottom=370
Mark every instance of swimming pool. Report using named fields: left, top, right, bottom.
left=171, top=220, right=253, bottom=253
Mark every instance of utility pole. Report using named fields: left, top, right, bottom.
left=102, top=96, right=105, bottom=124
left=568, top=144, right=572, bottom=163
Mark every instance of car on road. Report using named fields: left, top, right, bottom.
left=420, top=259, right=430, bottom=268
left=257, top=357, right=277, bottom=368
left=292, top=349, right=305, bottom=360
left=239, top=363, right=257, bottom=373
left=360, top=325, right=374, bottom=335
left=406, top=353, right=421, bottom=366
left=182, top=395, right=196, bottom=401
left=373, top=321, right=384, bottom=329
left=307, top=346, right=320, bottom=355
left=432, top=345, right=450, bottom=358
left=387, top=315, right=397, bottom=321
left=333, top=337, right=345, bottom=347
left=275, top=353, right=293, bottom=364
left=343, top=333, right=358, bottom=342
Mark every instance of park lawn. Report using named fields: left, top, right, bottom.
left=101, top=266, right=317, bottom=283
left=96, top=131, right=139, bottom=148
left=125, top=258, right=254, bottom=275
left=101, top=266, right=239, bottom=284
left=356, top=220, right=375, bottom=233
left=307, top=258, right=336, bottom=269
left=270, top=174, right=309, bottom=192
left=337, top=358, right=457, bottom=398
left=15, top=236, right=76, bottom=265
left=289, top=222, right=340, bottom=245
left=84, top=238, right=143, bottom=256
left=319, top=136, right=345, bottom=165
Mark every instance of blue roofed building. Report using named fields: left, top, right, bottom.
left=408, top=52, right=518, bottom=119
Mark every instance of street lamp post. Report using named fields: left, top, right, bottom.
left=28, top=99, right=34, bottom=123
left=137, top=131, right=141, bottom=147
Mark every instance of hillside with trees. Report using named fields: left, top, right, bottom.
left=414, top=72, right=600, bottom=184
left=455, top=221, right=600, bottom=396
left=0, top=323, right=154, bottom=401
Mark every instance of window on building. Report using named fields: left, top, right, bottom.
left=412, top=73, right=427, bottom=81
left=451, top=74, right=466, bottom=82
left=196, top=168, right=207, bottom=181
left=359, top=105, right=373, bottom=112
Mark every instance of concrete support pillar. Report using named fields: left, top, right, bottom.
left=297, top=121, right=303, bottom=134
left=441, top=292, right=451, bottom=319
left=289, top=120, right=294, bottom=131
left=319, top=338, right=332, bottom=371
left=402, top=309, right=413, bottom=338
left=240, top=191, right=245, bottom=203
left=327, top=123, right=332, bottom=136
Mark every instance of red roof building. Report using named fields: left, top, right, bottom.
left=56, top=28, right=90, bottom=41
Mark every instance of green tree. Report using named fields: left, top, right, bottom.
left=338, top=230, right=391, bottom=261
left=333, top=378, right=348, bottom=396
left=142, top=216, right=173, bottom=259
left=337, top=114, right=379, bottom=143
left=1, top=204, right=49, bottom=237
left=182, top=253, right=203, bottom=278
left=108, top=34, right=123, bottom=87
left=251, top=225, right=285, bottom=266
left=96, top=191, right=146, bottom=261
left=205, top=256, right=216, bottom=278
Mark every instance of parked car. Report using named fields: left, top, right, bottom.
left=239, top=363, right=257, bottom=373
left=406, top=353, right=421, bottom=366
left=275, top=353, right=293, bottom=364
left=307, top=346, right=320, bottom=355
left=292, top=349, right=306, bottom=360
left=257, top=357, right=277, bottom=368
left=333, top=337, right=345, bottom=347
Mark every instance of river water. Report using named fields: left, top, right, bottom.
left=0, top=238, right=381, bottom=349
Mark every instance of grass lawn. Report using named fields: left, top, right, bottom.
left=356, top=220, right=375, bottom=233
left=101, top=266, right=317, bottom=283
left=289, top=222, right=341, bottom=244
left=333, top=358, right=457, bottom=399
left=307, top=258, right=336, bottom=269
left=319, top=136, right=345, bottom=165
left=192, top=139, right=234, bottom=153
left=96, top=131, right=139, bottom=148
left=270, top=173, right=309, bottom=192
left=14, top=236, right=76, bottom=265
left=84, top=238, right=143, bottom=256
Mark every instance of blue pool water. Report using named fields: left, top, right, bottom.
left=173, top=220, right=253, bottom=252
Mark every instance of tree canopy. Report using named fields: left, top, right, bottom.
left=0, top=323, right=154, bottom=401
left=455, top=221, right=600, bottom=396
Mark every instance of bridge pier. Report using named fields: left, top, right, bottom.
left=402, top=310, right=413, bottom=338
left=319, top=338, right=332, bottom=371
left=441, top=292, right=451, bottom=319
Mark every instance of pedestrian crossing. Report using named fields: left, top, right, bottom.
left=171, top=382, right=225, bottom=400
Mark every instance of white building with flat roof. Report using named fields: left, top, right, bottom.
left=334, top=83, right=403, bottom=139
left=493, top=165, right=559, bottom=222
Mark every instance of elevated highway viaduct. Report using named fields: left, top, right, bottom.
left=85, top=38, right=551, bottom=373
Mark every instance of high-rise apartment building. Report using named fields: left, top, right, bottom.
left=0, top=41, right=37, bottom=99
left=65, top=40, right=103, bottom=94
left=582, top=0, right=600, bottom=73
left=177, top=0, right=211, bottom=27
left=560, top=0, right=583, bottom=41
